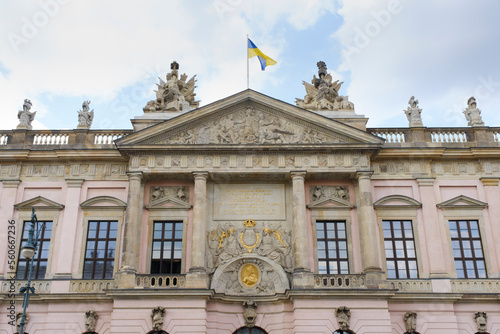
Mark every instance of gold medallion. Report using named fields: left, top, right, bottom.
left=240, top=263, right=259, bottom=288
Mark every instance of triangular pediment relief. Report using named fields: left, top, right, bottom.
left=146, top=196, right=192, bottom=211
left=14, top=196, right=65, bottom=211
left=80, top=196, right=127, bottom=210
left=374, top=195, right=422, bottom=210
left=437, top=195, right=487, bottom=209
left=307, top=197, right=355, bottom=210
left=116, top=90, right=383, bottom=151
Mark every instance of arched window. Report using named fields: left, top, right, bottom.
left=233, top=327, right=268, bottom=334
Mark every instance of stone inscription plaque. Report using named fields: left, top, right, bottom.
left=214, top=184, right=285, bottom=220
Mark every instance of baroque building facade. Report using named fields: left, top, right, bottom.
left=0, top=62, right=499, bottom=334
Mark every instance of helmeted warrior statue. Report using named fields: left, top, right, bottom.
left=143, top=61, right=199, bottom=113
left=17, top=99, right=36, bottom=130
left=77, top=101, right=94, bottom=129
left=474, top=312, right=489, bottom=334
left=405, top=96, right=423, bottom=127
left=147, top=306, right=168, bottom=334
left=334, top=306, right=355, bottom=334
left=296, top=61, right=354, bottom=111
left=463, top=96, right=485, bottom=127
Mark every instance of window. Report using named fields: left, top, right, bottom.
left=17, top=221, right=52, bottom=279
left=316, top=221, right=349, bottom=274
left=383, top=220, right=418, bottom=278
left=151, top=221, right=183, bottom=274
left=449, top=220, right=487, bottom=278
left=83, top=221, right=117, bottom=279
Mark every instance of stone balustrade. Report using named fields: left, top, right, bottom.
left=387, top=279, right=433, bottom=292
left=1, top=280, right=52, bottom=293
left=451, top=279, right=500, bottom=293
left=70, top=279, right=115, bottom=293
left=313, top=274, right=366, bottom=289
left=136, top=274, right=186, bottom=288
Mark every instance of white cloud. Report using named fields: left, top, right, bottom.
left=335, top=0, right=500, bottom=127
left=0, top=0, right=336, bottom=130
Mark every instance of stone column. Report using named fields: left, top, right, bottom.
left=291, top=171, right=314, bottom=288
left=0, top=180, right=20, bottom=279
left=186, top=172, right=209, bottom=288
left=356, top=172, right=382, bottom=286
left=116, top=171, right=143, bottom=288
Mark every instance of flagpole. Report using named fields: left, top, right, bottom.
left=247, top=34, right=249, bottom=89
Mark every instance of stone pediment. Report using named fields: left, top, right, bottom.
left=437, top=195, right=487, bottom=209
left=14, top=196, right=65, bottom=211
left=116, top=90, right=383, bottom=151
left=146, top=196, right=192, bottom=210
left=373, top=195, right=422, bottom=210
left=80, top=196, right=127, bottom=210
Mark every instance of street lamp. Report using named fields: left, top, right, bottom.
left=18, top=208, right=45, bottom=334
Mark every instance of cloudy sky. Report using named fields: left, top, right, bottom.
left=1, top=0, right=499, bottom=130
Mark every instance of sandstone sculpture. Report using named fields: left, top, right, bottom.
left=77, top=101, right=94, bottom=129
left=243, top=301, right=258, bottom=328
left=464, top=96, right=485, bottom=127
left=17, top=99, right=36, bottom=130
left=84, top=310, right=98, bottom=334
left=143, top=61, right=199, bottom=113
left=404, top=311, right=419, bottom=334
left=474, top=311, right=488, bottom=334
left=405, top=96, right=423, bottom=127
left=296, top=61, right=354, bottom=111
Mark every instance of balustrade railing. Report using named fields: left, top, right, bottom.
left=33, top=133, right=69, bottom=145
left=93, top=133, right=126, bottom=145
left=1, top=280, right=52, bottom=293
left=313, top=274, right=366, bottom=288
left=70, top=280, right=114, bottom=293
left=451, top=279, right=500, bottom=293
left=0, top=134, right=8, bottom=145
left=430, top=130, right=468, bottom=143
left=136, top=274, right=186, bottom=288
left=371, top=130, right=407, bottom=143
left=387, top=279, right=433, bottom=292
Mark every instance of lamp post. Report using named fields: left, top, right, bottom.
left=18, top=208, right=45, bottom=334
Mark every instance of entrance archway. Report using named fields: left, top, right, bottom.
left=233, top=327, right=268, bottom=334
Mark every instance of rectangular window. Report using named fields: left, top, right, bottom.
left=17, top=221, right=53, bottom=279
left=449, top=220, right=487, bottom=278
left=316, top=221, right=349, bottom=274
left=151, top=221, right=183, bottom=274
left=383, top=220, right=418, bottom=279
left=83, top=221, right=118, bottom=279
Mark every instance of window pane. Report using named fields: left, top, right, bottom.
left=150, top=221, right=183, bottom=274
left=449, top=220, right=486, bottom=278
left=383, top=220, right=418, bottom=279
left=316, top=221, right=349, bottom=274
left=83, top=221, right=118, bottom=279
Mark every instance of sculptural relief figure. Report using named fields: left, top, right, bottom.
left=77, top=101, right=94, bottom=129
left=463, top=96, right=485, bottom=127
left=405, top=96, right=423, bottom=127
left=149, top=186, right=189, bottom=203
left=335, top=306, right=353, bottom=333
left=474, top=311, right=488, bottom=334
left=84, top=310, right=98, bottom=334
left=295, top=61, right=355, bottom=111
left=15, top=312, right=28, bottom=334
left=243, top=301, right=258, bottom=328
left=256, top=225, right=292, bottom=272
left=404, top=311, right=419, bottom=334
left=149, top=306, right=167, bottom=334
left=143, top=61, right=199, bottom=113
left=17, top=99, right=36, bottom=130
left=310, top=186, right=350, bottom=203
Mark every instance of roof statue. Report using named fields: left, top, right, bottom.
left=17, top=99, right=36, bottom=130
left=77, top=101, right=94, bottom=129
left=405, top=96, right=423, bottom=127
left=143, top=61, right=200, bottom=113
left=296, top=61, right=354, bottom=111
left=463, top=96, right=485, bottom=127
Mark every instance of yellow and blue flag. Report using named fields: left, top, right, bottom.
left=248, top=38, right=277, bottom=71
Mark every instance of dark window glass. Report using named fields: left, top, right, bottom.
left=17, top=221, right=52, bottom=279
left=234, top=327, right=268, bottom=334
left=83, top=221, right=118, bottom=279
left=449, top=220, right=487, bottom=278
left=383, top=220, right=418, bottom=279
left=151, top=221, right=183, bottom=274
left=316, top=221, right=349, bottom=274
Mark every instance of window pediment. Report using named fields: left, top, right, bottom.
left=307, top=197, right=355, bottom=210
left=80, top=196, right=127, bottom=211
left=14, top=196, right=64, bottom=211
left=373, top=195, right=422, bottom=210
left=437, top=195, right=487, bottom=209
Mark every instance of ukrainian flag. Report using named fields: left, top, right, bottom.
left=248, top=38, right=277, bottom=71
